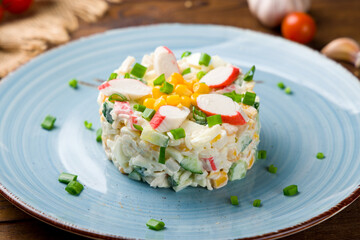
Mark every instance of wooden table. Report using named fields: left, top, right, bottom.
left=1, top=0, right=359, bottom=239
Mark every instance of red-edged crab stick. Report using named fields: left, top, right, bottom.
left=150, top=105, right=190, bottom=132
left=154, top=46, right=180, bottom=79
left=98, top=78, right=151, bottom=100
left=199, top=66, right=240, bottom=88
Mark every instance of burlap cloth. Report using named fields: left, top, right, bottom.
left=0, top=0, right=122, bottom=78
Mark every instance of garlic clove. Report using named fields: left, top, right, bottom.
left=321, top=38, right=360, bottom=68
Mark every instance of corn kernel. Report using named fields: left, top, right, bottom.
left=184, top=79, right=197, bottom=90
left=248, top=155, right=255, bottom=169
left=152, top=86, right=164, bottom=99
left=143, top=98, right=155, bottom=109
left=159, top=95, right=168, bottom=101
left=166, top=95, right=181, bottom=106
left=175, top=84, right=193, bottom=97
left=210, top=134, right=221, bottom=144
left=210, top=171, right=228, bottom=189
left=168, top=72, right=184, bottom=86
left=193, top=82, right=211, bottom=94
left=177, top=103, right=184, bottom=108
left=154, top=98, right=167, bottom=111
left=190, top=93, right=200, bottom=106
left=180, top=96, right=191, bottom=108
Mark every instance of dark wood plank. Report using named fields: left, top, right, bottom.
left=1, top=0, right=359, bottom=239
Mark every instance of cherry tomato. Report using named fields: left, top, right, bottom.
left=2, top=0, right=33, bottom=14
left=281, top=12, right=316, bottom=44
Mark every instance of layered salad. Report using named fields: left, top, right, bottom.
left=97, top=46, right=260, bottom=191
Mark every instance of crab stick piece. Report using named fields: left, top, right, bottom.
left=200, top=66, right=240, bottom=88
left=196, top=94, right=248, bottom=125
left=150, top=105, right=190, bottom=132
left=154, top=46, right=180, bottom=78
left=98, top=78, right=151, bottom=100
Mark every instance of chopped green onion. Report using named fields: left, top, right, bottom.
left=207, top=115, right=222, bottom=127
left=108, top=73, right=118, bottom=81
left=146, top=219, right=165, bottom=231
left=181, top=51, right=192, bottom=58
left=223, top=91, right=243, bottom=103
left=197, top=71, right=206, bottom=80
left=182, top=67, right=191, bottom=76
left=316, top=152, right=325, bottom=159
left=192, top=106, right=207, bottom=125
left=153, top=74, right=165, bottom=86
left=160, top=81, right=174, bottom=94
left=230, top=196, right=239, bottom=205
left=65, top=180, right=84, bottom=196
left=243, top=65, right=256, bottom=82
left=283, top=185, right=298, bottom=196
left=199, top=53, right=211, bottom=66
left=242, top=91, right=256, bottom=106
left=285, top=87, right=292, bottom=94
left=124, top=73, right=130, bottom=78
left=170, top=128, right=186, bottom=140
left=102, top=102, right=113, bottom=124
left=68, top=79, right=78, bottom=88
left=58, top=172, right=77, bottom=184
left=254, top=102, right=260, bottom=110
left=41, top=115, right=56, bottom=130
left=96, top=128, right=102, bottom=142
left=84, top=121, right=92, bottom=130
left=257, top=150, right=267, bottom=159
left=142, top=108, right=156, bottom=121
left=130, top=63, right=147, bottom=78
left=277, top=82, right=286, bottom=89
left=253, top=199, right=261, bottom=207
left=133, top=104, right=146, bottom=112
left=268, top=164, right=277, bottom=174
left=133, top=124, right=143, bottom=131
left=108, top=93, right=128, bottom=102
left=159, top=146, right=166, bottom=164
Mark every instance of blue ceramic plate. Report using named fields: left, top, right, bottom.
left=0, top=24, right=359, bottom=240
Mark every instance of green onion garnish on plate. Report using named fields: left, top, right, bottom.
left=158, top=146, right=166, bottom=164
left=199, top=53, right=211, bottom=66
left=108, top=93, right=128, bottom=102
left=207, top=115, right=222, bottom=127
left=197, top=71, right=206, bottom=80
left=230, top=196, right=239, bottom=205
left=242, top=91, right=256, bottom=106
left=160, top=81, right=174, bottom=94
left=65, top=180, right=84, bottom=196
left=68, top=79, right=78, bottom=88
left=253, top=199, right=261, bottom=207
left=153, top=74, right=165, bottom=86
left=130, top=63, right=147, bottom=78
left=146, top=219, right=165, bottom=231
left=133, top=104, right=146, bottom=112
left=268, top=164, right=277, bottom=174
left=316, top=152, right=325, bottom=159
left=257, top=150, right=267, bottom=159
left=181, top=51, right=192, bottom=58
left=108, top=73, right=118, bottom=81
left=41, top=115, right=56, bottom=130
left=182, top=67, right=191, bottom=76
left=96, top=128, right=102, bottom=142
left=142, top=108, right=156, bottom=121
left=58, top=172, right=77, bottom=184
left=277, top=82, right=286, bottom=89
left=243, top=65, right=256, bottom=82
left=285, top=87, right=292, bottom=94
left=84, top=121, right=92, bottom=130
left=170, top=128, right=186, bottom=140
left=283, top=185, right=298, bottom=196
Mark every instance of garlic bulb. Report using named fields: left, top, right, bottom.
left=247, top=0, right=311, bottom=27
left=321, top=38, right=360, bottom=68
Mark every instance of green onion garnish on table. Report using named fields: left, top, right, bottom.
left=108, top=73, right=118, bottom=81
left=199, top=53, right=211, bottom=66
left=242, top=91, right=256, bottom=106
left=108, top=93, right=128, bottom=102
left=253, top=199, right=261, bottom=207
left=146, top=219, right=165, bottom=231
left=142, top=108, right=156, bottom=121
left=84, top=121, right=92, bottom=130
left=133, top=104, right=146, bottom=112
left=207, top=115, right=222, bottom=127
left=130, top=63, right=147, bottom=78
left=316, top=152, right=325, bottom=159
left=170, top=128, right=186, bottom=140
left=159, top=146, right=166, bottom=164
left=182, top=67, right=191, bottom=76
left=65, top=180, right=84, bottom=196
left=230, top=196, right=239, bottom=205
left=41, top=115, right=56, bottom=130
left=243, top=65, right=256, bottom=82
left=257, top=150, right=267, bottom=159
left=268, top=164, right=277, bottom=174
left=283, top=185, right=298, bottom=196
left=160, top=81, right=174, bottom=94
left=181, top=51, right=192, bottom=58
left=68, top=78, right=78, bottom=88
left=96, top=128, right=102, bottom=142
left=58, top=172, right=77, bottom=184
left=153, top=74, right=165, bottom=86
left=196, top=71, right=206, bottom=80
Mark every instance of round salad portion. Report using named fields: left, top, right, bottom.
left=97, top=46, right=260, bottom=191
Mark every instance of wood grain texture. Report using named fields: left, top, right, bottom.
left=1, top=0, right=359, bottom=239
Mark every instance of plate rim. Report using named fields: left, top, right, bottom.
left=0, top=23, right=359, bottom=240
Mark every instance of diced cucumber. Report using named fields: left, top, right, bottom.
left=240, top=135, right=252, bottom=152
left=133, top=166, right=146, bottom=177
left=102, top=102, right=113, bottom=124
left=166, top=147, right=184, bottom=163
left=228, top=160, right=248, bottom=181
left=167, top=176, right=179, bottom=187
left=128, top=170, right=142, bottom=181
left=140, top=127, right=169, bottom=147
left=180, top=156, right=203, bottom=174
